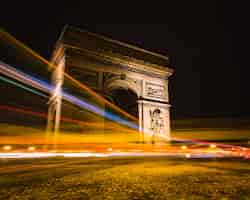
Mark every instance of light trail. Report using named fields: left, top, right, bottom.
left=171, top=136, right=250, bottom=160
left=0, top=34, right=248, bottom=155
left=0, top=29, right=137, bottom=122
left=0, top=61, right=48, bottom=94
left=0, top=76, right=47, bottom=98
left=0, top=152, right=233, bottom=159
left=0, top=63, right=248, bottom=152
left=0, top=104, right=137, bottom=132
left=0, top=66, right=248, bottom=156
left=0, top=62, right=139, bottom=130
left=171, top=136, right=248, bottom=151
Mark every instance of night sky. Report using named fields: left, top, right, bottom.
left=1, top=1, right=249, bottom=119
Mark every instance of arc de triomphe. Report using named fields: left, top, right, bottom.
left=47, top=25, right=173, bottom=140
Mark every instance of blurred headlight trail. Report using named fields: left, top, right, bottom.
left=0, top=61, right=138, bottom=130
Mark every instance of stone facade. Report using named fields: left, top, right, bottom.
left=47, top=25, right=173, bottom=140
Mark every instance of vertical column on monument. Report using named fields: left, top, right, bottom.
left=47, top=56, right=65, bottom=134
left=137, top=100, right=144, bottom=141
left=138, top=79, right=171, bottom=141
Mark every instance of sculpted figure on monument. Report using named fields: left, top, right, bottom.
left=149, top=108, right=164, bottom=135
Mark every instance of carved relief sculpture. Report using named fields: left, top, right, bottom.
left=149, top=108, right=164, bottom=136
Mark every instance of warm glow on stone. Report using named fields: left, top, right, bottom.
left=3, top=145, right=12, bottom=151
left=28, top=146, right=36, bottom=151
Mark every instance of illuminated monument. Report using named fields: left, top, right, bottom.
left=47, top=25, right=173, bottom=140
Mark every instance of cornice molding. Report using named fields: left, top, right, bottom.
left=64, top=44, right=173, bottom=79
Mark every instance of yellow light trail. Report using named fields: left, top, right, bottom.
left=0, top=105, right=138, bottom=135
left=0, top=29, right=138, bottom=122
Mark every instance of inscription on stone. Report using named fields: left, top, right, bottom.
left=146, top=82, right=165, bottom=99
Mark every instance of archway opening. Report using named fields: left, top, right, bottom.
left=109, top=88, right=138, bottom=118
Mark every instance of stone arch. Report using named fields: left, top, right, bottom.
left=104, top=78, right=140, bottom=97
left=104, top=78, right=140, bottom=118
left=47, top=25, right=173, bottom=142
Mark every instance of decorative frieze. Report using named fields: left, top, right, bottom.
left=66, top=48, right=171, bottom=80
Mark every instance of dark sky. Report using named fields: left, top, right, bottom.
left=1, top=1, right=249, bottom=119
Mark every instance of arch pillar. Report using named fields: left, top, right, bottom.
left=104, top=74, right=171, bottom=142
left=47, top=56, right=65, bottom=134
left=137, top=99, right=144, bottom=141
left=137, top=99, right=171, bottom=141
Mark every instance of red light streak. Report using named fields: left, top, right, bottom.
left=0, top=105, right=137, bottom=131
